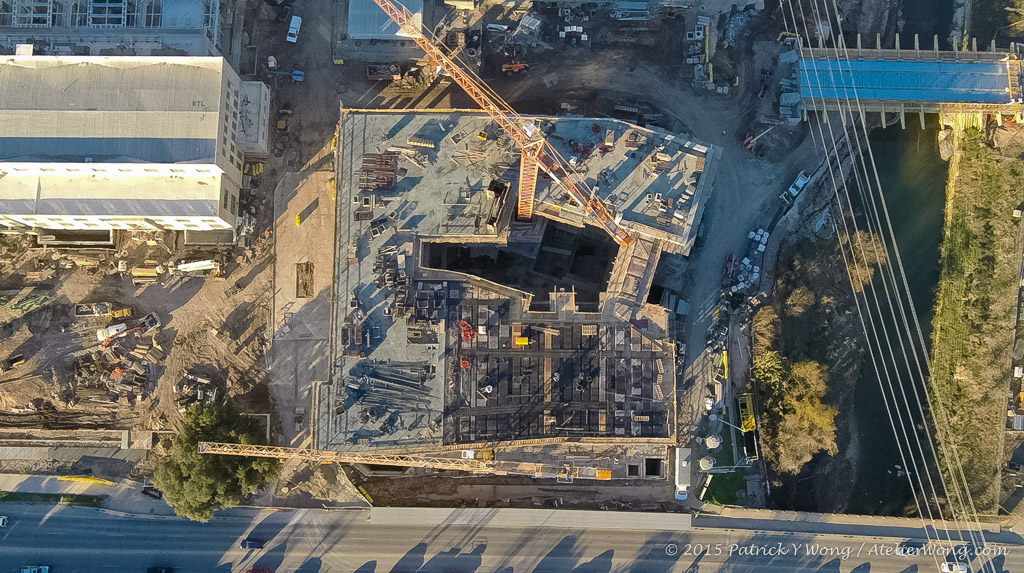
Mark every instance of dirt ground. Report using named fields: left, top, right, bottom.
left=0, top=234, right=274, bottom=432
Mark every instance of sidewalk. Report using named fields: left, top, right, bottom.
left=0, top=473, right=175, bottom=516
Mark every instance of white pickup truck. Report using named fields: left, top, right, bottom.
left=781, top=170, right=810, bottom=201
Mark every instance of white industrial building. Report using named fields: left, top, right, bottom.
left=0, top=53, right=269, bottom=235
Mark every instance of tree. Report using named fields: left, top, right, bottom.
left=784, top=285, right=816, bottom=317
left=752, top=306, right=780, bottom=355
left=763, top=360, right=838, bottom=474
left=153, top=403, right=279, bottom=522
left=753, top=350, right=786, bottom=394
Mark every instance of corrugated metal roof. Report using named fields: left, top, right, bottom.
left=0, top=56, right=226, bottom=157
left=348, top=0, right=422, bottom=40
left=799, top=58, right=1014, bottom=104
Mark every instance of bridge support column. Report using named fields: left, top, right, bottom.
left=997, top=113, right=1003, bottom=126
left=934, top=35, right=939, bottom=60
left=915, top=34, right=920, bottom=60
left=857, top=33, right=862, bottom=58
left=919, top=110, right=926, bottom=130
left=895, top=34, right=900, bottom=59
left=880, top=101, right=885, bottom=128
left=900, top=103, right=906, bottom=129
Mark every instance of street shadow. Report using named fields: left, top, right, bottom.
left=533, top=535, right=584, bottom=572
left=815, top=557, right=842, bottom=572
left=391, top=541, right=428, bottom=572
left=572, top=549, right=614, bottom=573
left=620, top=533, right=681, bottom=573
left=418, top=542, right=487, bottom=572
left=296, top=556, right=323, bottom=572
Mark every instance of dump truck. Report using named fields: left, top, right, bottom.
left=367, top=63, right=401, bottom=81
left=75, top=302, right=112, bottom=317
left=75, top=302, right=131, bottom=318
left=96, top=323, right=128, bottom=342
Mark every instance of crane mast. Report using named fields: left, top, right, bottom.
left=373, top=0, right=632, bottom=247
left=198, top=442, right=612, bottom=480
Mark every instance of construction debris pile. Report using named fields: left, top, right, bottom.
left=173, top=373, right=219, bottom=413
left=71, top=323, right=164, bottom=407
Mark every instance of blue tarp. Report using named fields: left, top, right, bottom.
left=799, top=58, right=1014, bottom=104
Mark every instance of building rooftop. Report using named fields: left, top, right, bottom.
left=0, top=56, right=226, bottom=163
left=348, top=0, right=423, bottom=40
left=0, top=1, right=220, bottom=57
left=0, top=169, right=224, bottom=218
left=799, top=58, right=1018, bottom=104
left=333, top=110, right=715, bottom=253
left=314, top=110, right=698, bottom=460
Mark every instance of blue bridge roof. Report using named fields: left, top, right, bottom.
left=799, top=58, right=1015, bottom=104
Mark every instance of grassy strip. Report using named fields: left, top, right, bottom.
left=0, top=491, right=106, bottom=507
left=929, top=129, right=1023, bottom=513
left=703, top=419, right=748, bottom=506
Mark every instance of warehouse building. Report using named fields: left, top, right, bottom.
left=0, top=53, right=269, bottom=236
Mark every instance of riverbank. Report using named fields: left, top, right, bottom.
left=929, top=125, right=1024, bottom=515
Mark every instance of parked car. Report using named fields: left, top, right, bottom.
left=0, top=515, right=7, bottom=527
left=240, top=537, right=265, bottom=549
left=940, top=562, right=968, bottom=573
left=286, top=15, right=301, bottom=43
left=785, top=170, right=810, bottom=199
left=19, top=567, right=50, bottom=573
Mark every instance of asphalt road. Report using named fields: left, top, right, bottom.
left=0, top=504, right=1020, bottom=572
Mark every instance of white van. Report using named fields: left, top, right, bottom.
left=286, top=15, right=302, bottom=43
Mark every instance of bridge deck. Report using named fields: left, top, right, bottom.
left=799, top=58, right=1019, bottom=104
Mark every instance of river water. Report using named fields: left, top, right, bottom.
left=843, top=0, right=952, bottom=515
left=846, top=127, right=946, bottom=515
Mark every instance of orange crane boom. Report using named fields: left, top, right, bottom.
left=373, top=0, right=631, bottom=247
left=198, top=442, right=612, bottom=480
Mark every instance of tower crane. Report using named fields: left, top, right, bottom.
left=198, top=442, right=612, bottom=480
left=372, top=0, right=632, bottom=247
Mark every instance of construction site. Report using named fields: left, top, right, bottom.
left=294, top=104, right=717, bottom=486
left=0, top=0, right=804, bottom=514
